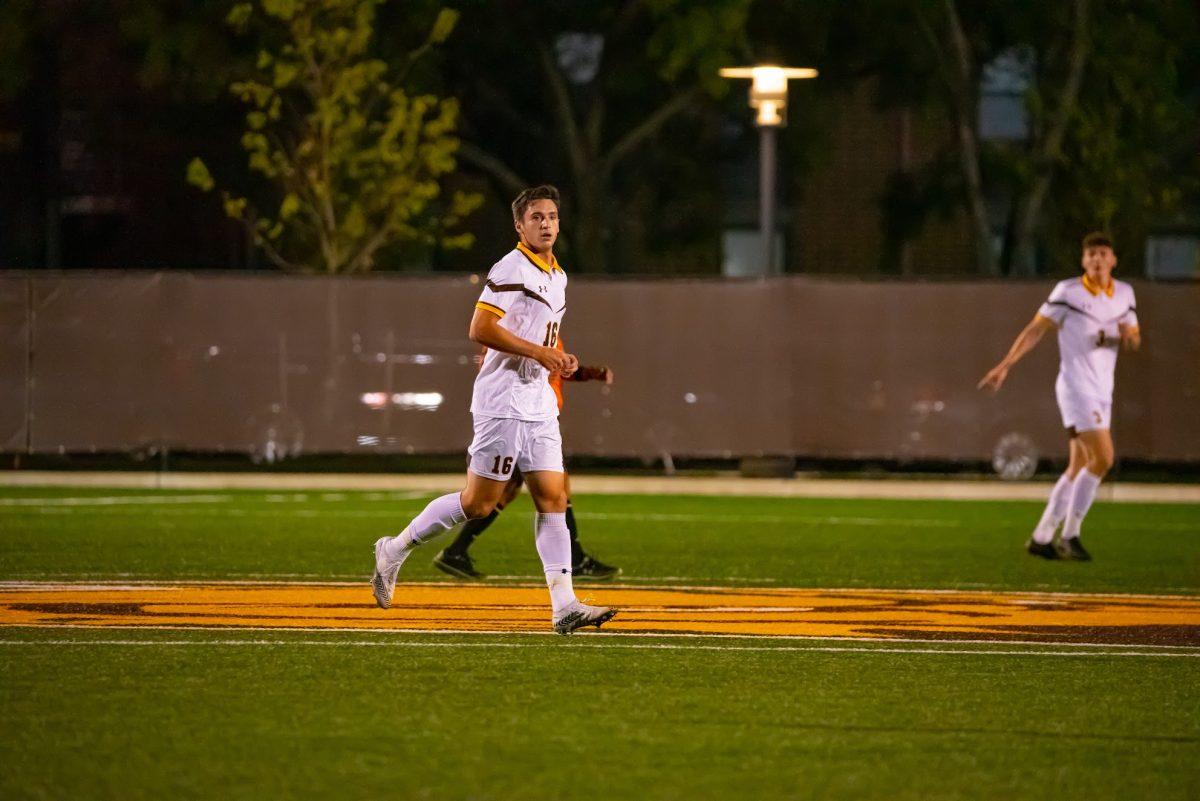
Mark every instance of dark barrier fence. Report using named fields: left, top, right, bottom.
left=1, top=272, right=1197, bottom=464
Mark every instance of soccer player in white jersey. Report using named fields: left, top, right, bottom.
left=370, top=184, right=617, bottom=634
left=979, top=232, right=1141, bottom=561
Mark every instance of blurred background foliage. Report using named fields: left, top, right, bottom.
left=0, top=0, right=1196, bottom=276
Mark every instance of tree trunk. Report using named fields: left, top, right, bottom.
left=955, top=116, right=999, bottom=276
left=571, top=171, right=608, bottom=273
left=918, top=0, right=999, bottom=276
left=1010, top=0, right=1091, bottom=276
left=941, top=0, right=1000, bottom=276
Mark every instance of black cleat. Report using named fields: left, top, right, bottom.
left=1055, top=537, right=1092, bottom=561
left=433, top=549, right=487, bottom=580
left=1025, top=537, right=1059, bottom=560
left=573, top=555, right=622, bottom=581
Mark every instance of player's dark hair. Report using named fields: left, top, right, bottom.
left=512, top=185, right=561, bottom=222
left=1082, top=231, right=1114, bottom=251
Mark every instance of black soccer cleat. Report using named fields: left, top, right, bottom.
left=1055, top=537, right=1092, bottom=562
left=432, top=549, right=487, bottom=580
left=573, top=554, right=622, bottom=581
left=1025, top=537, right=1059, bottom=560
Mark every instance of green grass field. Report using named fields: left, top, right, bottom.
left=1, top=485, right=1198, bottom=800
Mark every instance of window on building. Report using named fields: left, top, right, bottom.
left=1146, top=235, right=1200, bottom=279
left=979, top=48, right=1033, bottom=142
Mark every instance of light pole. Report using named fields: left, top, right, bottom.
left=719, top=66, right=817, bottom=275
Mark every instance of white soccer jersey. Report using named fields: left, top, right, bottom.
left=470, top=242, right=568, bottom=421
left=1037, top=276, right=1138, bottom=402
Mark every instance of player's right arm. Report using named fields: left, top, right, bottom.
left=978, top=313, right=1057, bottom=392
left=470, top=261, right=574, bottom=374
left=469, top=309, right=572, bottom=375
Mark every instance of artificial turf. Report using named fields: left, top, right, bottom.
left=1, top=486, right=1197, bottom=800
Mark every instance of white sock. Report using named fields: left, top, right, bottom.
left=535, top=512, right=576, bottom=613
left=1033, top=472, right=1073, bottom=543
left=1062, top=470, right=1102, bottom=540
left=383, top=492, right=467, bottom=562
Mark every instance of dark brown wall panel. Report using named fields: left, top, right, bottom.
left=28, top=274, right=167, bottom=451
left=5, top=272, right=1197, bottom=462
left=0, top=278, right=30, bottom=451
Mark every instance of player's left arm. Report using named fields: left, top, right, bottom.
left=555, top=334, right=610, bottom=384
left=552, top=335, right=579, bottom=378
left=469, top=308, right=574, bottom=375
left=1118, top=293, right=1141, bottom=351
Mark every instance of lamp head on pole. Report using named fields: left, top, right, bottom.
left=719, top=65, right=817, bottom=127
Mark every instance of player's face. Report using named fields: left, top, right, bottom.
left=1081, top=246, right=1116, bottom=285
left=515, top=199, right=559, bottom=255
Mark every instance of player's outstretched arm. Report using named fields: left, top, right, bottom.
left=469, top=308, right=574, bottom=375
left=978, top=314, right=1057, bottom=392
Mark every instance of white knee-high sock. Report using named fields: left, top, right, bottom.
left=383, top=492, right=467, bottom=562
left=1062, top=470, right=1102, bottom=540
left=535, top=512, right=575, bottom=614
left=1033, top=472, right=1074, bottom=543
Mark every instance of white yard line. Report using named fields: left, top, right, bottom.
left=482, top=575, right=781, bottom=583
left=0, top=575, right=779, bottom=585
left=1, top=622, right=1196, bottom=651
left=0, top=494, right=232, bottom=507
left=0, top=634, right=1196, bottom=659
left=2, top=471, right=1198, bottom=503
left=1, top=578, right=1196, bottom=599
left=0, top=505, right=973, bottom=528
left=579, top=512, right=961, bottom=527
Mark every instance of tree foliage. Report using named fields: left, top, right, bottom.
left=4, top=0, right=1196, bottom=277
left=779, top=0, right=1199, bottom=277
left=188, top=0, right=479, bottom=273
left=1045, top=0, right=1200, bottom=272
left=908, top=0, right=1092, bottom=276
left=441, top=0, right=750, bottom=273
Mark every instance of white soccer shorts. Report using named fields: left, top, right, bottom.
left=467, top=415, right=564, bottom=481
left=1056, top=387, right=1111, bottom=433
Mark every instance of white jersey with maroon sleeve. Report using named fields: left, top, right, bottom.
left=470, top=242, right=567, bottom=421
left=1037, top=276, right=1138, bottom=403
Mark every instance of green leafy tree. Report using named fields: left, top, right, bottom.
left=1045, top=0, right=1200, bottom=273
left=870, top=0, right=1198, bottom=276
left=782, top=0, right=1200, bottom=277
left=188, top=0, right=479, bottom=273
left=441, top=0, right=750, bottom=273
left=911, top=0, right=1092, bottom=276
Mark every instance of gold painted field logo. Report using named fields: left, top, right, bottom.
left=1, top=583, right=1198, bottom=646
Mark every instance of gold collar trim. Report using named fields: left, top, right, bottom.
left=1081, top=274, right=1114, bottom=298
left=516, top=242, right=563, bottom=274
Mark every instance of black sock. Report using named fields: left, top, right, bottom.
left=445, top=508, right=500, bottom=556
left=566, top=503, right=586, bottom=565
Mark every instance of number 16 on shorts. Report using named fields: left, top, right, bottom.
left=467, top=416, right=565, bottom=480
left=468, top=443, right=516, bottom=482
